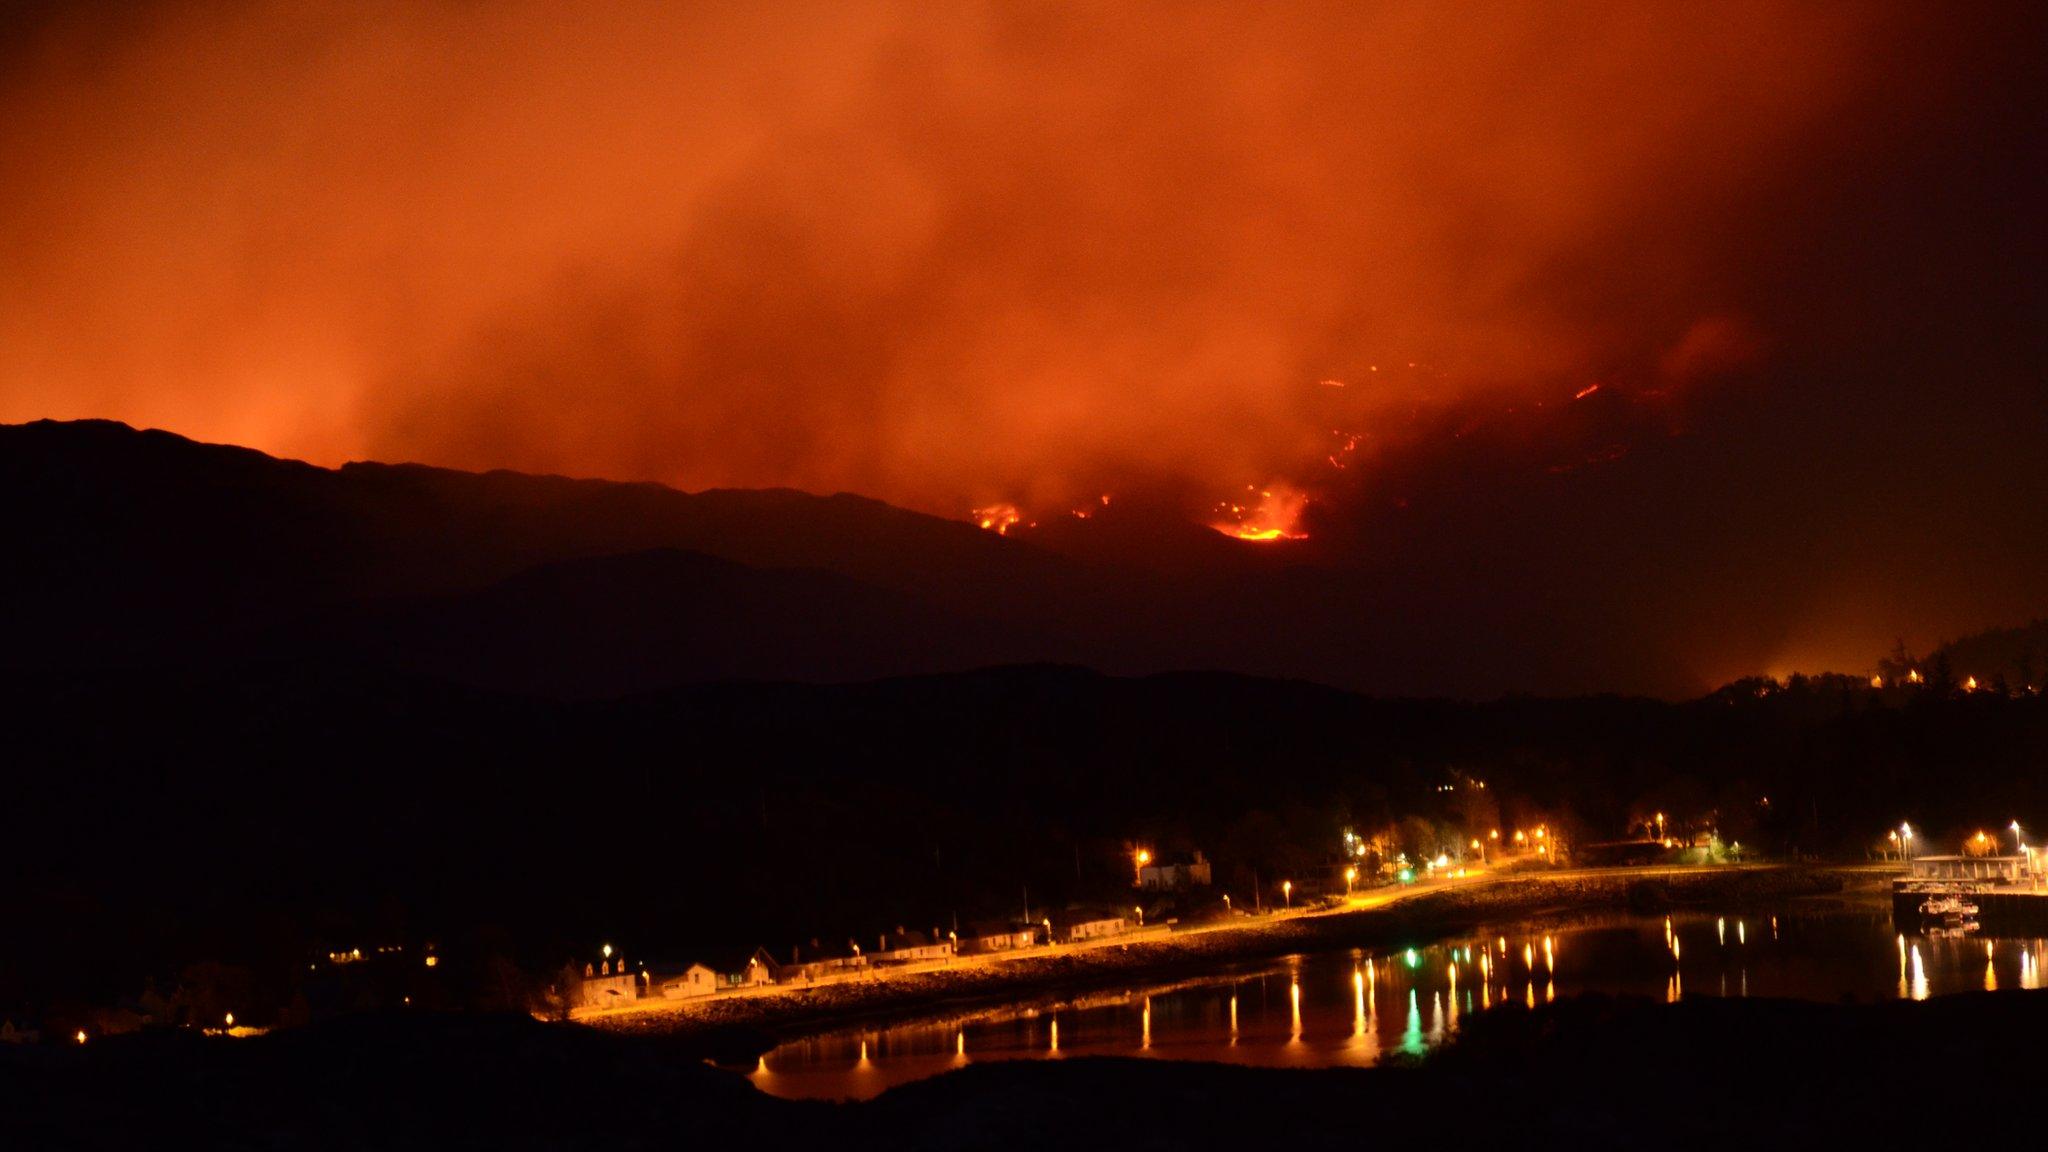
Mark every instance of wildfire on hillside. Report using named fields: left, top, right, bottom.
left=1209, top=484, right=1310, bottom=542
left=973, top=504, right=1023, bottom=535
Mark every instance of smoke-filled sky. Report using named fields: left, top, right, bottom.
left=2, top=1, right=2042, bottom=693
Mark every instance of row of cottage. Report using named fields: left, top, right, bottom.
left=568, top=910, right=1135, bottom=1009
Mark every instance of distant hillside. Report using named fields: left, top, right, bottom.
left=1924, top=620, right=2048, bottom=691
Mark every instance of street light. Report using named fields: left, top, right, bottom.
left=1282, top=879, right=1293, bottom=907
left=1655, top=812, right=1665, bottom=840
left=1133, top=848, right=1152, bottom=888
left=601, top=943, right=613, bottom=960
left=1345, top=866, right=1358, bottom=895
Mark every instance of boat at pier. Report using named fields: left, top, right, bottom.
left=1893, top=853, right=2048, bottom=933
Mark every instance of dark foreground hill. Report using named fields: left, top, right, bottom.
left=4, top=992, right=2036, bottom=1149
left=3, top=660, right=2044, bottom=1029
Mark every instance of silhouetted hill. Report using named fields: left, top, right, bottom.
left=0, top=419, right=1078, bottom=675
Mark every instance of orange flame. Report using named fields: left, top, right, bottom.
left=1210, top=483, right=1310, bottom=542
left=972, top=503, right=1022, bottom=535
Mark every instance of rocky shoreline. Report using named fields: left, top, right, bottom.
left=586, top=865, right=1863, bottom=1058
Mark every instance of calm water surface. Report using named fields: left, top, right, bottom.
left=750, top=904, right=2048, bottom=1099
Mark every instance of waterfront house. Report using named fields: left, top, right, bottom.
left=1138, top=851, right=1214, bottom=890
left=705, top=947, right=780, bottom=988
left=566, top=958, right=642, bottom=1008
left=872, top=928, right=953, bottom=965
left=658, top=964, right=720, bottom=1000
left=1052, top=909, right=1127, bottom=943
left=959, top=921, right=1039, bottom=954
left=778, top=939, right=868, bottom=982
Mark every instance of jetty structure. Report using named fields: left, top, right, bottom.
left=1894, top=848, right=2048, bottom=931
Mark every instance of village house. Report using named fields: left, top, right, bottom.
left=958, top=921, right=1039, bottom=954
left=705, top=946, right=780, bottom=988
left=565, top=958, right=642, bottom=1009
left=777, top=939, right=869, bottom=982
left=871, top=927, right=954, bottom=965
left=657, top=964, right=720, bottom=1000
left=1052, top=909, right=1127, bottom=943
left=1138, top=850, right=1214, bottom=890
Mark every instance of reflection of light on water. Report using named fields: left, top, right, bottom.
left=1352, top=969, right=1365, bottom=1037
left=1771, top=916, right=1779, bottom=940
left=1717, top=917, right=1726, bottom=946
left=757, top=912, right=2048, bottom=1101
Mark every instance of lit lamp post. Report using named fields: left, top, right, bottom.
left=1282, top=879, right=1293, bottom=908
left=1470, top=838, right=1484, bottom=865
left=1888, top=829, right=1901, bottom=862
left=1655, top=812, right=1666, bottom=841
left=1901, top=822, right=1914, bottom=863
left=1345, top=866, right=1358, bottom=895
left=1133, top=848, right=1152, bottom=888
